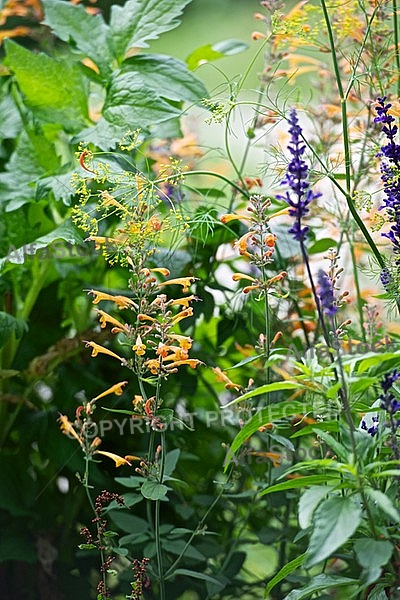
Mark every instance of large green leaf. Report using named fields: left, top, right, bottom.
left=108, top=0, right=192, bottom=58
left=0, top=223, right=84, bottom=271
left=260, top=475, right=338, bottom=497
left=122, top=54, right=208, bottom=103
left=305, top=495, right=362, bottom=567
left=103, top=71, right=181, bottom=129
left=223, top=400, right=313, bottom=467
left=223, top=381, right=305, bottom=408
left=298, top=485, right=333, bottom=529
left=4, top=40, right=89, bottom=130
left=41, top=0, right=112, bottom=73
left=283, top=574, right=357, bottom=600
left=354, top=538, right=393, bottom=569
left=365, top=487, right=400, bottom=522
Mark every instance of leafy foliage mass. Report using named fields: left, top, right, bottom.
left=2, top=1, right=400, bottom=599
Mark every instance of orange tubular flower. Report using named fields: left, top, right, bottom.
left=84, top=341, right=125, bottom=363
left=158, top=276, right=197, bottom=293
left=164, top=358, right=203, bottom=370
left=132, top=335, right=146, bottom=356
left=212, top=367, right=243, bottom=392
left=234, top=231, right=254, bottom=255
left=168, top=334, right=193, bottom=350
left=232, top=273, right=257, bottom=283
left=88, top=289, right=136, bottom=310
left=220, top=213, right=253, bottom=224
left=168, top=295, right=198, bottom=308
left=95, top=450, right=139, bottom=467
left=144, top=358, right=161, bottom=375
left=171, top=307, right=193, bottom=325
left=91, top=381, right=128, bottom=402
left=58, top=415, right=83, bottom=445
left=97, top=310, right=129, bottom=333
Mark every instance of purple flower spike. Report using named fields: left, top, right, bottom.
left=277, top=108, right=321, bottom=242
left=317, top=270, right=338, bottom=318
left=375, top=97, right=400, bottom=258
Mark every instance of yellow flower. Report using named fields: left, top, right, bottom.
left=168, top=334, right=193, bottom=350
left=88, top=289, right=136, bottom=310
left=97, top=310, right=129, bottom=333
left=170, top=307, right=193, bottom=325
left=232, top=273, right=257, bottom=283
left=84, top=341, right=125, bottom=362
left=91, top=381, right=128, bottom=402
left=132, top=395, right=145, bottom=411
left=140, top=267, right=171, bottom=277
left=144, top=359, right=161, bottom=374
left=212, top=367, right=243, bottom=392
left=95, top=450, right=139, bottom=467
left=165, top=359, right=203, bottom=370
left=168, top=295, right=198, bottom=308
left=234, top=231, right=254, bottom=255
left=158, top=277, right=197, bottom=293
left=58, top=415, right=83, bottom=445
left=220, top=213, right=253, bottom=224
left=132, top=335, right=146, bottom=356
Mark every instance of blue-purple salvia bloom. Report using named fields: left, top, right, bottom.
left=277, top=108, right=321, bottom=242
left=374, top=97, right=400, bottom=256
left=361, top=369, right=400, bottom=441
left=316, top=270, right=338, bottom=318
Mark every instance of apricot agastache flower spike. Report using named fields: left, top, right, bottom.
left=277, top=108, right=321, bottom=242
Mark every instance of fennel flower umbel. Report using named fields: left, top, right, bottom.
left=277, top=108, right=321, bottom=242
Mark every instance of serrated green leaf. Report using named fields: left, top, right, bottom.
left=36, top=172, right=75, bottom=206
left=305, top=496, right=362, bottom=567
left=42, top=0, right=112, bottom=72
left=298, top=486, right=332, bottom=529
left=4, top=40, right=89, bottom=130
left=122, top=54, right=208, bottom=103
left=354, top=538, right=393, bottom=568
left=141, top=480, right=169, bottom=501
left=283, top=574, right=357, bottom=600
left=103, top=71, right=180, bottom=131
left=265, top=553, right=306, bottom=596
left=109, top=0, right=192, bottom=59
left=260, top=475, right=338, bottom=496
left=0, top=223, right=84, bottom=270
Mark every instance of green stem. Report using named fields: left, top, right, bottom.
left=155, top=430, right=166, bottom=600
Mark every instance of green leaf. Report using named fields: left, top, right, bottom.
left=298, top=485, right=333, bottom=529
left=290, top=421, right=339, bottom=439
left=36, top=172, right=76, bottom=206
left=102, top=71, right=180, bottom=130
left=308, top=238, right=337, bottom=254
left=354, top=538, right=393, bottom=569
left=108, top=510, right=149, bottom=534
left=122, top=54, right=208, bottom=103
left=0, top=223, right=84, bottom=270
left=357, top=352, right=400, bottom=373
left=223, top=381, right=305, bottom=408
left=164, top=449, right=180, bottom=477
left=170, top=568, right=222, bottom=585
left=141, top=480, right=169, bottom=501
left=365, top=487, right=400, bottom=522
left=0, top=312, right=27, bottom=348
left=186, top=39, right=249, bottom=70
left=310, top=429, right=348, bottom=461
left=283, top=574, right=357, bottom=600
left=108, top=0, right=192, bottom=59
left=260, top=475, right=338, bottom=497
left=265, top=553, right=306, bottom=596
left=224, top=401, right=313, bottom=467
left=4, top=40, right=89, bottom=130
left=78, top=543, right=97, bottom=550
left=305, top=496, right=362, bottom=567
left=41, top=0, right=112, bottom=72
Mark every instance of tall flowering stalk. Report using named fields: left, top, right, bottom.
left=374, top=96, right=400, bottom=298
left=277, top=109, right=331, bottom=346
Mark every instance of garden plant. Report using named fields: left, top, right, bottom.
left=1, top=0, right=400, bottom=599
